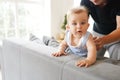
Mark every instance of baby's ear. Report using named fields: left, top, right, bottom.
left=65, top=24, right=70, bottom=30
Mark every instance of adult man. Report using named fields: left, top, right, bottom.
left=80, top=0, right=120, bottom=60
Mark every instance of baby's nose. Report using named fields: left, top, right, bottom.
left=77, top=25, right=82, bottom=29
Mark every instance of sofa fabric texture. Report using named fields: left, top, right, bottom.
left=1, top=38, right=120, bottom=80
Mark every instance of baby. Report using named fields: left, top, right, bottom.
left=52, top=6, right=96, bottom=67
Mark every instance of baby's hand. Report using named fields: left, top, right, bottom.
left=75, top=59, right=92, bottom=68
left=52, top=51, right=67, bottom=57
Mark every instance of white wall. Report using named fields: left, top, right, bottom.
left=50, top=0, right=73, bottom=38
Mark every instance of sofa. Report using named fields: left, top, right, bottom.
left=1, top=38, right=120, bottom=80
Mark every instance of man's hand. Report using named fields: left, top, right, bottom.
left=93, top=37, right=104, bottom=51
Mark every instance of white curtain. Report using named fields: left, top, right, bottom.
left=0, top=0, right=50, bottom=40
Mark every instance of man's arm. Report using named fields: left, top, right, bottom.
left=102, top=16, right=120, bottom=44
left=95, top=16, right=120, bottom=50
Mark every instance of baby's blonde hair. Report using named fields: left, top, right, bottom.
left=67, top=6, right=89, bottom=21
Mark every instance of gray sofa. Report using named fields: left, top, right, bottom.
left=1, top=38, right=120, bottom=80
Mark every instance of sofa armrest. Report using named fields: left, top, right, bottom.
left=1, top=38, right=120, bottom=80
left=1, top=38, right=79, bottom=80
left=62, top=59, right=120, bottom=80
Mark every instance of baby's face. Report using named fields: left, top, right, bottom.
left=68, top=12, right=89, bottom=38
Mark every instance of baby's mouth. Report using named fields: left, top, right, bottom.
left=77, top=31, right=82, bottom=33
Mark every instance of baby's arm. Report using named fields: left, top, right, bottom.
left=52, top=40, right=68, bottom=57
left=76, top=34, right=96, bottom=67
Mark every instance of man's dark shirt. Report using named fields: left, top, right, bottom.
left=81, top=0, right=120, bottom=35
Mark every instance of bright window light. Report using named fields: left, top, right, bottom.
left=0, top=0, right=50, bottom=40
